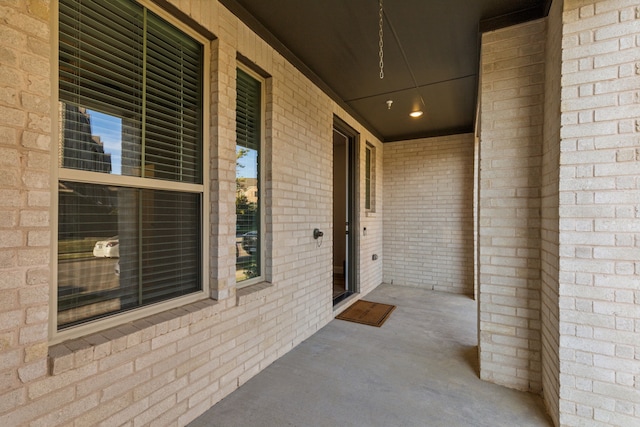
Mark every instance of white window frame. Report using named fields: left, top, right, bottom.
left=50, top=0, right=210, bottom=344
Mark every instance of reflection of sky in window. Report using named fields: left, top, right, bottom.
left=237, top=148, right=257, bottom=178
left=85, top=109, right=258, bottom=178
left=87, top=109, right=122, bottom=175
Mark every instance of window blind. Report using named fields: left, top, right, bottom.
left=236, top=68, right=261, bottom=152
left=57, top=0, right=204, bottom=329
left=59, top=0, right=203, bottom=183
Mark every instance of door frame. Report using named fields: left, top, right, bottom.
left=333, top=116, right=360, bottom=304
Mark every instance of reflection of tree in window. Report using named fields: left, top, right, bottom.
left=236, top=68, right=261, bottom=282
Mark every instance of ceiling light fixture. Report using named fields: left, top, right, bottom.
left=382, top=7, right=427, bottom=120
left=386, top=100, right=393, bottom=109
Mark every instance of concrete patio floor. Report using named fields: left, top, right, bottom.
left=190, top=283, right=552, bottom=427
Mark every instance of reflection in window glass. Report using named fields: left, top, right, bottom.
left=236, top=147, right=259, bottom=281
left=58, top=181, right=201, bottom=328
left=59, top=105, right=137, bottom=176
left=365, top=142, right=376, bottom=212
left=58, top=0, right=204, bottom=330
left=365, top=146, right=371, bottom=210
left=59, top=0, right=202, bottom=185
left=236, top=68, right=261, bottom=283
left=86, top=109, right=123, bottom=175
left=61, top=104, right=114, bottom=174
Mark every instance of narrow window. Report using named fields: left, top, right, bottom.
left=365, top=142, right=376, bottom=211
left=235, top=67, right=263, bottom=284
left=57, top=0, right=205, bottom=329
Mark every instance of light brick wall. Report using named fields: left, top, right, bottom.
left=478, top=19, right=546, bottom=392
left=541, top=0, right=563, bottom=425
left=0, top=1, right=384, bottom=425
left=359, top=138, right=384, bottom=296
left=0, top=0, right=52, bottom=408
left=382, top=134, right=475, bottom=295
left=209, top=36, right=239, bottom=301
left=558, top=1, right=640, bottom=425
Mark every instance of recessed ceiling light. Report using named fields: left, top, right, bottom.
left=409, top=111, right=423, bottom=118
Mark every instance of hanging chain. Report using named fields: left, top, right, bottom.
left=378, top=0, right=384, bottom=79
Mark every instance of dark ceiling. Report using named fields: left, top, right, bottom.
left=220, top=0, right=548, bottom=142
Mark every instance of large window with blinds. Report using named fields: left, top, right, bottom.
left=235, top=67, right=263, bottom=284
left=57, top=0, right=205, bottom=330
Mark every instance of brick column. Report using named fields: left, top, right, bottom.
left=540, top=0, right=563, bottom=425
left=209, top=37, right=238, bottom=302
left=478, top=19, right=546, bottom=392
left=558, top=1, right=640, bottom=425
left=0, top=0, right=52, bottom=404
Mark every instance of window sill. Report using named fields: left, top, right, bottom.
left=48, top=298, right=219, bottom=376
left=366, top=211, right=377, bottom=217
left=236, top=281, right=273, bottom=306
